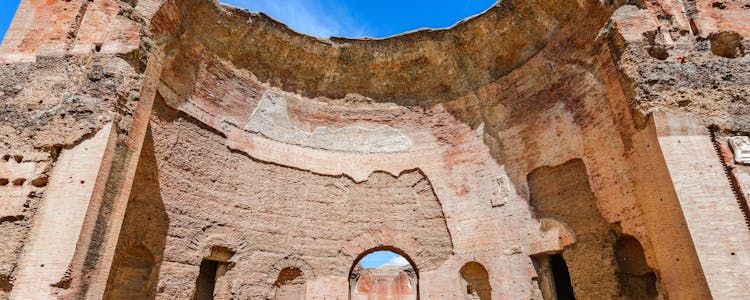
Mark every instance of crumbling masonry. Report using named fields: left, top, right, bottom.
left=0, top=0, right=749, bottom=299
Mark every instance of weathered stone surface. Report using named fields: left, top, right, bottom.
left=0, top=0, right=749, bottom=299
left=11, top=124, right=114, bottom=299
left=730, top=136, right=750, bottom=164
left=245, top=91, right=412, bottom=153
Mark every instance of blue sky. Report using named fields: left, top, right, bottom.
left=0, top=1, right=496, bottom=42
left=358, top=251, right=410, bottom=268
left=223, top=0, right=497, bottom=38
left=0, top=0, right=20, bottom=42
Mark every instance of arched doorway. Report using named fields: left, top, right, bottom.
left=459, top=262, right=492, bottom=300
left=349, top=247, right=418, bottom=300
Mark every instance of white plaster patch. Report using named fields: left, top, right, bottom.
left=491, top=175, right=511, bottom=208
left=245, top=91, right=412, bottom=153
left=729, top=136, right=750, bottom=165
left=475, top=122, right=485, bottom=138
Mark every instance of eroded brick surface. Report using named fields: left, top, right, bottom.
left=0, top=0, right=748, bottom=299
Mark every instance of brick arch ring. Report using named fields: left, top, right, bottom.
left=186, top=232, right=251, bottom=265
left=342, top=229, right=430, bottom=275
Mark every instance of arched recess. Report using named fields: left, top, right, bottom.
left=348, top=246, right=419, bottom=300
left=527, top=159, right=620, bottom=298
left=273, top=267, right=306, bottom=300
left=105, top=244, right=158, bottom=299
left=266, top=254, right=314, bottom=299
left=459, top=262, right=492, bottom=300
left=614, top=235, right=658, bottom=299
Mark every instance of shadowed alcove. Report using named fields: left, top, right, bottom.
left=614, top=235, right=658, bottom=299
left=105, top=245, right=157, bottom=299
left=273, top=267, right=306, bottom=300
left=459, top=262, right=492, bottom=300
left=103, top=128, right=168, bottom=300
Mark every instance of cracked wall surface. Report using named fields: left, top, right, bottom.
left=0, top=0, right=749, bottom=299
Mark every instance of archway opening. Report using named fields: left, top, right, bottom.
left=274, top=267, right=306, bottom=300
left=459, top=262, right=492, bottom=300
left=349, top=247, right=418, bottom=300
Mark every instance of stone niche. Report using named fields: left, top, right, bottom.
left=527, top=159, right=658, bottom=299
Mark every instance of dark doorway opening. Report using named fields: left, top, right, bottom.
left=532, top=253, right=575, bottom=300
left=550, top=254, right=575, bottom=300
left=194, top=260, right=219, bottom=300
left=193, top=246, right=235, bottom=300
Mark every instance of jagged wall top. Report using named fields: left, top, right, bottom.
left=152, top=0, right=614, bottom=104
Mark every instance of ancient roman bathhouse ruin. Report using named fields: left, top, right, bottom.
left=1, top=0, right=750, bottom=299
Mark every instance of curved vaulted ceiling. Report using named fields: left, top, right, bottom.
left=153, top=0, right=617, bottom=104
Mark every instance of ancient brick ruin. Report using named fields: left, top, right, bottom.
left=0, top=0, right=749, bottom=299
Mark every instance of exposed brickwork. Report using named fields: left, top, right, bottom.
left=0, top=0, right=748, bottom=299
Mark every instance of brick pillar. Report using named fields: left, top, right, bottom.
left=10, top=124, right=116, bottom=300
left=653, top=111, right=750, bottom=299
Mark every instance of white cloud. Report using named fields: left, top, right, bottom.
left=382, top=255, right=410, bottom=267
left=221, top=0, right=367, bottom=38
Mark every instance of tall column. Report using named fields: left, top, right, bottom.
left=79, top=49, right=165, bottom=299
left=10, top=124, right=116, bottom=300
left=653, top=111, right=750, bottom=299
